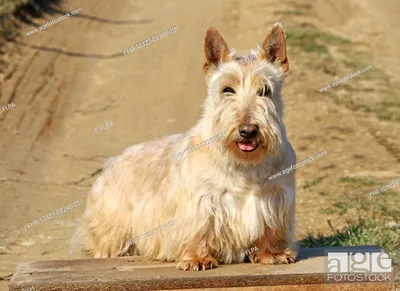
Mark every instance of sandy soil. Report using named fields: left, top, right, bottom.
left=1, top=0, right=399, bottom=290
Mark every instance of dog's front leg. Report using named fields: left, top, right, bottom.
left=248, top=187, right=297, bottom=265
left=174, top=218, right=219, bottom=271
left=248, top=231, right=297, bottom=265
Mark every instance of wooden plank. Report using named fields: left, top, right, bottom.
left=8, top=247, right=395, bottom=290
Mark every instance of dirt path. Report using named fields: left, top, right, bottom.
left=1, top=0, right=399, bottom=290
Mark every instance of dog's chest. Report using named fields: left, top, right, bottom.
left=213, top=190, right=266, bottom=244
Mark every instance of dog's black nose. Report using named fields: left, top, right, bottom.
left=239, top=124, right=258, bottom=139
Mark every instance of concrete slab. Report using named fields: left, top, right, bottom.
left=8, top=247, right=396, bottom=290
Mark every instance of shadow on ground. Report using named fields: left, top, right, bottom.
left=0, top=0, right=153, bottom=41
left=14, top=0, right=64, bottom=26
left=0, top=0, right=62, bottom=41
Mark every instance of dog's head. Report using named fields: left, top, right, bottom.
left=202, top=23, right=289, bottom=166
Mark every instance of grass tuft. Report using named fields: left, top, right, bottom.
left=300, top=219, right=400, bottom=265
left=303, top=176, right=325, bottom=189
left=285, top=24, right=351, bottom=55
left=338, top=176, right=379, bottom=186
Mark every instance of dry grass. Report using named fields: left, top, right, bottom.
left=0, top=0, right=29, bottom=15
left=0, top=0, right=62, bottom=39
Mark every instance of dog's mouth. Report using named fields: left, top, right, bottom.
left=236, top=141, right=258, bottom=152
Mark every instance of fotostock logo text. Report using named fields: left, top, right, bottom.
left=325, top=251, right=392, bottom=283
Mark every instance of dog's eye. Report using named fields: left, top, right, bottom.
left=223, top=87, right=235, bottom=94
left=257, top=85, right=270, bottom=97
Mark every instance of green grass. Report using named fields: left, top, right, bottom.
left=319, top=176, right=400, bottom=218
left=338, top=176, right=379, bottom=186
left=328, top=95, right=400, bottom=122
left=338, top=176, right=357, bottom=183
left=300, top=219, right=400, bottom=265
left=323, top=65, right=400, bottom=122
left=300, top=219, right=400, bottom=287
left=322, top=192, right=399, bottom=217
left=292, top=3, right=312, bottom=10
left=332, top=201, right=355, bottom=216
left=285, top=18, right=399, bottom=124
left=374, top=101, right=400, bottom=121
left=275, top=10, right=310, bottom=16
left=303, top=176, right=325, bottom=189
left=285, top=24, right=351, bottom=55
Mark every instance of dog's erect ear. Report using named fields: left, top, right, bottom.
left=203, top=27, right=231, bottom=73
left=261, top=22, right=289, bottom=72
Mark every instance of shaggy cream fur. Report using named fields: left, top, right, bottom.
left=73, top=22, right=297, bottom=271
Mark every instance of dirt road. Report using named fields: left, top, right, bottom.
left=1, top=0, right=399, bottom=290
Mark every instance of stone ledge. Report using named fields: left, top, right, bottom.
left=8, top=246, right=396, bottom=291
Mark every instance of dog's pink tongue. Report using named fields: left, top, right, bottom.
left=237, top=142, right=257, bottom=151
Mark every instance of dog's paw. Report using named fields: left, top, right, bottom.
left=176, top=257, right=219, bottom=271
left=275, top=249, right=297, bottom=264
left=249, top=249, right=296, bottom=265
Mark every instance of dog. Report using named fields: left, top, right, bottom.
left=73, top=22, right=297, bottom=271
